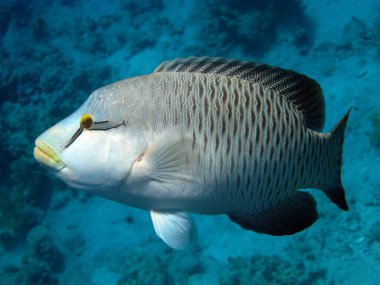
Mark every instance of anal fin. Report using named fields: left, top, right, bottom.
left=228, top=191, right=319, bottom=236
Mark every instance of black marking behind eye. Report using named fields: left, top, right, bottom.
left=64, top=120, right=126, bottom=148
left=89, top=120, right=126, bottom=131
left=65, top=127, right=83, bottom=148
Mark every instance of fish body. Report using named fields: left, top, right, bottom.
left=34, top=57, right=350, bottom=249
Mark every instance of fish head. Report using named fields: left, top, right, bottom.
left=34, top=89, right=143, bottom=194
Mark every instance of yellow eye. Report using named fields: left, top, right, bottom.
left=80, top=114, right=93, bottom=129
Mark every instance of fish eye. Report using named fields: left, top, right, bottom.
left=80, top=114, right=93, bottom=129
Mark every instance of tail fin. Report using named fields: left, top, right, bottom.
left=322, top=108, right=351, bottom=211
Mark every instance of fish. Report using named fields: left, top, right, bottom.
left=34, top=57, right=350, bottom=249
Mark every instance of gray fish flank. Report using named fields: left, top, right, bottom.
left=86, top=70, right=335, bottom=214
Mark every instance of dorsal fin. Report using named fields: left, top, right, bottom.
left=155, top=57, right=325, bottom=131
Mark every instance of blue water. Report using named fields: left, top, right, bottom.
left=1, top=0, right=379, bottom=284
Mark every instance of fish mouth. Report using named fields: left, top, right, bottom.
left=34, top=140, right=65, bottom=171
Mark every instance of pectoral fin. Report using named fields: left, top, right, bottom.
left=150, top=210, right=198, bottom=250
left=131, top=126, right=194, bottom=187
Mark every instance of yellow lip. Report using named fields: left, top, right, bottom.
left=34, top=141, right=64, bottom=171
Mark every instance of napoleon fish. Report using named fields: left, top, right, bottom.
left=34, top=57, right=350, bottom=249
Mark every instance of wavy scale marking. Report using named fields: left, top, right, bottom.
left=144, top=70, right=310, bottom=211
left=155, top=57, right=325, bottom=131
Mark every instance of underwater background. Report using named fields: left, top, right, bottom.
left=0, top=0, right=379, bottom=284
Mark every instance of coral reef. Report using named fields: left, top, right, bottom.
left=0, top=226, right=65, bottom=285
left=0, top=183, right=44, bottom=241
left=220, top=255, right=301, bottom=285
left=19, top=226, right=65, bottom=285
left=27, top=226, right=65, bottom=271
left=199, top=0, right=314, bottom=56
left=109, top=249, right=204, bottom=285
left=116, top=254, right=169, bottom=285
left=369, top=114, right=380, bottom=150
left=220, top=254, right=328, bottom=285
left=367, top=222, right=380, bottom=244
left=0, top=0, right=31, bottom=37
left=339, top=12, right=380, bottom=60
